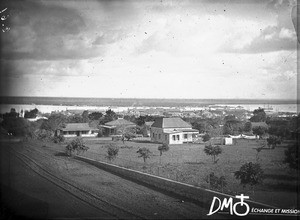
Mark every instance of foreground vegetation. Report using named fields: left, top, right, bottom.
left=1, top=107, right=299, bottom=208
left=55, top=137, right=298, bottom=208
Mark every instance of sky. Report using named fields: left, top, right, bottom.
left=0, top=0, right=298, bottom=100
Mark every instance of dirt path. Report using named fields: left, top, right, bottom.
left=0, top=140, right=224, bottom=219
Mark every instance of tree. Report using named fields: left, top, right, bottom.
left=41, top=113, right=68, bottom=131
left=202, top=133, right=211, bottom=142
left=191, top=121, right=206, bottom=133
left=35, top=129, right=53, bottom=141
left=267, top=135, right=281, bottom=149
left=250, top=108, right=266, bottom=122
left=100, top=109, right=118, bottom=125
left=204, top=144, right=222, bottom=163
left=158, top=143, right=169, bottom=156
left=252, top=126, right=267, bottom=139
left=88, top=112, right=103, bottom=121
left=137, top=147, right=152, bottom=163
left=53, top=134, right=65, bottom=143
left=1, top=117, right=34, bottom=137
left=3, top=108, right=19, bottom=119
left=117, top=126, right=136, bottom=142
left=81, top=110, right=89, bottom=123
left=66, top=138, right=89, bottom=156
left=106, top=144, right=119, bottom=161
left=234, top=162, right=264, bottom=190
left=243, top=122, right=252, bottom=133
left=223, top=115, right=243, bottom=135
left=123, top=130, right=136, bottom=141
left=254, top=142, right=266, bottom=162
left=24, top=108, right=39, bottom=119
left=284, top=143, right=299, bottom=170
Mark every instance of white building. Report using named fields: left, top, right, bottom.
left=57, top=123, right=98, bottom=138
left=150, top=117, right=199, bottom=145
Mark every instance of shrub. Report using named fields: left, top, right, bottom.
left=234, top=162, right=264, bottom=188
left=106, top=144, right=119, bottom=161
left=205, top=172, right=227, bottom=191
left=202, top=133, right=211, bottom=142
left=284, top=143, right=299, bottom=170
left=66, top=138, right=89, bottom=156
left=53, top=134, right=65, bottom=143
left=35, top=129, right=53, bottom=142
left=267, top=135, right=281, bottom=149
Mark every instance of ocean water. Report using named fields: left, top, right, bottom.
left=0, top=96, right=298, bottom=114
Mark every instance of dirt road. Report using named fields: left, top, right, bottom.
left=0, top=140, right=223, bottom=219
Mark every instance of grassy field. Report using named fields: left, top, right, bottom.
left=59, top=137, right=298, bottom=208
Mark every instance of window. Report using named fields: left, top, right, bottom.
left=63, top=131, right=67, bottom=135
left=165, top=135, right=167, bottom=140
left=159, top=134, right=161, bottom=139
left=184, top=134, right=188, bottom=139
left=177, top=135, right=180, bottom=140
left=82, top=131, right=88, bottom=134
left=153, top=133, right=155, bottom=138
left=173, top=135, right=176, bottom=141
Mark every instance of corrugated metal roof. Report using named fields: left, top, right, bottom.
left=152, top=117, right=192, bottom=128
left=105, top=118, right=136, bottom=127
left=60, top=123, right=98, bottom=131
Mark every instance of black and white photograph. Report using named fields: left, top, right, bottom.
left=0, top=0, right=299, bottom=219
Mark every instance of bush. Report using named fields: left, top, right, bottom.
left=284, top=143, right=299, bottom=170
left=53, top=134, right=65, bottom=143
left=106, top=144, right=119, bottom=161
left=1, top=117, right=34, bottom=137
left=205, top=172, right=227, bottom=191
left=234, top=162, right=264, bottom=188
left=35, top=129, right=53, bottom=141
left=66, top=138, right=89, bottom=156
left=267, top=135, right=281, bottom=149
left=202, top=133, right=211, bottom=142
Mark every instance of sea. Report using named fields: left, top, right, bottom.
left=0, top=96, right=299, bottom=114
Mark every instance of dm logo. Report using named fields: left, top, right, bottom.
left=207, top=194, right=250, bottom=216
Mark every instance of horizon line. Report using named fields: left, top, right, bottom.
left=0, top=95, right=299, bottom=101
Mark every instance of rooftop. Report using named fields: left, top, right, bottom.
left=60, top=123, right=98, bottom=131
left=151, top=117, right=192, bottom=128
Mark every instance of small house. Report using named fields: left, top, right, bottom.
left=100, top=118, right=136, bottom=136
left=57, top=123, right=98, bottom=138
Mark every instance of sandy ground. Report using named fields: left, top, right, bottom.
left=0, top=139, right=225, bottom=219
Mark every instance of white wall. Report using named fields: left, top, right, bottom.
left=151, top=127, right=197, bottom=144
left=168, top=133, right=183, bottom=144
left=63, top=130, right=98, bottom=138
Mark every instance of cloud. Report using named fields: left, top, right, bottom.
left=92, top=30, right=128, bottom=45
left=1, top=0, right=103, bottom=60
left=239, top=26, right=296, bottom=53
left=220, top=3, right=297, bottom=54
